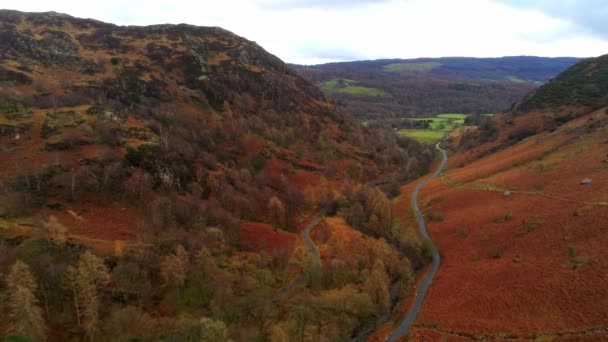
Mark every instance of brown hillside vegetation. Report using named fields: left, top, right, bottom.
left=382, top=55, right=608, bottom=341
left=0, top=10, right=434, bottom=340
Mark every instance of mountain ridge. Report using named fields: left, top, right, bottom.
left=293, top=56, right=581, bottom=118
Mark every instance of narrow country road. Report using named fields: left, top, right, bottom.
left=303, top=210, right=325, bottom=271
left=272, top=210, right=325, bottom=300
left=385, top=141, right=448, bottom=341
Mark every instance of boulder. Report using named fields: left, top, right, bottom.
left=503, top=191, right=512, bottom=197
left=580, top=178, right=592, bottom=185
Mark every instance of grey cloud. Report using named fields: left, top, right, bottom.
left=496, top=0, right=608, bottom=38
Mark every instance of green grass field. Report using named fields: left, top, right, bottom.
left=383, top=62, right=442, bottom=73
left=320, top=79, right=388, bottom=97
left=436, top=113, right=467, bottom=119
left=397, top=113, right=469, bottom=143
left=408, top=114, right=466, bottom=132
left=398, top=129, right=445, bottom=143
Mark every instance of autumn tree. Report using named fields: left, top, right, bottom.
left=6, top=260, right=47, bottom=341
left=364, top=259, right=390, bottom=311
left=267, top=196, right=284, bottom=227
left=43, top=215, right=68, bottom=245
left=65, top=251, right=111, bottom=338
left=160, top=245, right=190, bottom=303
left=269, top=324, right=290, bottom=342
left=199, top=317, right=232, bottom=342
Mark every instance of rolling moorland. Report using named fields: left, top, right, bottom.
left=293, top=57, right=580, bottom=119
left=0, top=10, right=440, bottom=341
left=371, top=54, right=608, bottom=341
left=0, top=9, right=607, bottom=342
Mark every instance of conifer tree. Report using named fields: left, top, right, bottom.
left=160, top=245, right=190, bottom=289
left=6, top=260, right=47, bottom=341
left=199, top=317, right=232, bottom=342
left=65, top=251, right=110, bottom=338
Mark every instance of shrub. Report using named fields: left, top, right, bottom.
left=508, top=128, right=537, bottom=143
left=456, top=227, right=468, bottom=239
left=537, top=163, right=546, bottom=173
left=419, top=239, right=435, bottom=260
left=248, top=153, right=266, bottom=175
left=470, top=251, right=478, bottom=262
left=523, top=216, right=544, bottom=232
left=427, top=211, right=445, bottom=222
left=488, top=245, right=502, bottom=259
left=493, top=212, right=513, bottom=224
left=110, top=57, right=121, bottom=65
left=567, top=243, right=582, bottom=269
left=125, top=146, right=142, bottom=167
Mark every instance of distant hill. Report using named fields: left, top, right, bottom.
left=292, top=56, right=580, bottom=118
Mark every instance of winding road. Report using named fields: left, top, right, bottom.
left=385, top=141, right=448, bottom=341
left=272, top=210, right=325, bottom=300
left=303, top=210, right=325, bottom=272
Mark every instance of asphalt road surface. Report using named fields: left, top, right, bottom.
left=385, top=141, right=447, bottom=341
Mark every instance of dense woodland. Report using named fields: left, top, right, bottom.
left=0, top=10, right=435, bottom=341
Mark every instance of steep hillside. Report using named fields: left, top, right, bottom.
left=0, top=10, right=433, bottom=341
left=378, top=54, right=608, bottom=341
left=519, top=54, right=608, bottom=112
left=293, top=57, right=579, bottom=118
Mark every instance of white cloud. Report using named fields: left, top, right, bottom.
left=4, top=0, right=607, bottom=64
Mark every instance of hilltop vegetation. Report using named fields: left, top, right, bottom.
left=0, top=10, right=435, bottom=341
left=293, top=57, right=579, bottom=119
left=518, top=54, right=608, bottom=112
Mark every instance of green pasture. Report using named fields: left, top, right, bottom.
left=320, top=79, right=388, bottom=97
left=398, top=129, right=445, bottom=144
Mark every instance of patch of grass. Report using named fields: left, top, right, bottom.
left=320, top=79, right=388, bottom=97
left=408, top=117, right=465, bottom=131
left=398, top=129, right=444, bottom=144
left=41, top=111, right=85, bottom=138
left=339, top=85, right=388, bottom=96
left=383, top=62, right=442, bottom=73
left=436, top=113, right=468, bottom=120
left=399, top=113, right=467, bottom=143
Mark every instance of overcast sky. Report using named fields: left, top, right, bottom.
left=4, top=0, right=608, bottom=64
